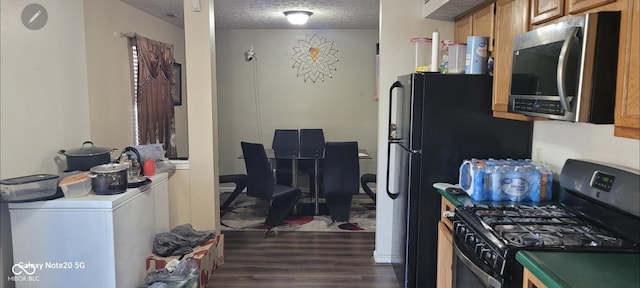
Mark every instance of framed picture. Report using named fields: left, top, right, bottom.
left=172, top=62, right=182, bottom=106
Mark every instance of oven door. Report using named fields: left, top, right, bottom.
left=452, top=240, right=503, bottom=288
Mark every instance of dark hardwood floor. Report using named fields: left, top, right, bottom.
left=207, top=231, right=399, bottom=288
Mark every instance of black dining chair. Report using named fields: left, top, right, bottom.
left=219, top=174, right=248, bottom=212
left=272, top=129, right=299, bottom=186
left=360, top=173, right=377, bottom=203
left=321, top=141, right=360, bottom=222
left=241, top=142, right=301, bottom=234
left=299, top=129, right=325, bottom=194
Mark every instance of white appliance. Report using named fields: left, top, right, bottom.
left=8, top=173, right=169, bottom=288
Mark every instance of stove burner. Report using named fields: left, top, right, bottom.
left=473, top=205, right=576, bottom=219
left=470, top=204, right=631, bottom=249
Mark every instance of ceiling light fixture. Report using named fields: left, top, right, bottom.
left=284, top=10, right=313, bottom=25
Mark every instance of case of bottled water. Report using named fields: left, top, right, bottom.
left=458, top=158, right=553, bottom=202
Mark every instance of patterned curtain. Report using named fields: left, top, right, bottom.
left=134, top=36, right=177, bottom=158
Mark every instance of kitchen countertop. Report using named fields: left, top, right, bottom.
left=433, top=182, right=474, bottom=206
left=516, top=251, right=640, bottom=288
left=7, top=172, right=168, bottom=209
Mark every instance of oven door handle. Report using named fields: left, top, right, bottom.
left=453, top=241, right=502, bottom=288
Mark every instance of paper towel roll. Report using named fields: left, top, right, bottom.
left=429, top=30, right=439, bottom=72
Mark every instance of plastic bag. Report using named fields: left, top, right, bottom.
left=139, top=258, right=199, bottom=288
left=153, top=223, right=215, bottom=257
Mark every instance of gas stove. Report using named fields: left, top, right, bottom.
left=451, top=159, right=640, bottom=287
left=466, top=204, right=635, bottom=248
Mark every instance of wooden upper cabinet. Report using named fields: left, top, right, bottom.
left=455, top=15, right=473, bottom=44
left=473, top=3, right=496, bottom=52
left=531, top=0, right=564, bottom=24
left=455, top=4, right=495, bottom=52
left=492, top=0, right=535, bottom=120
left=567, top=0, right=616, bottom=14
left=614, top=0, right=639, bottom=139
left=530, top=0, right=617, bottom=26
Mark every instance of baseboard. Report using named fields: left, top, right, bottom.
left=373, top=250, right=392, bottom=263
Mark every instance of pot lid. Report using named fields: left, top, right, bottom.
left=60, top=141, right=114, bottom=156
left=90, top=163, right=127, bottom=173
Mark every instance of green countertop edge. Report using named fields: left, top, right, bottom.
left=433, top=183, right=469, bottom=207
left=438, top=189, right=463, bottom=206
left=516, top=251, right=640, bottom=288
left=516, top=252, right=569, bottom=288
left=433, top=183, right=546, bottom=207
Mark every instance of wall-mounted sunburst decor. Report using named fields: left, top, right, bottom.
left=291, top=34, right=339, bottom=83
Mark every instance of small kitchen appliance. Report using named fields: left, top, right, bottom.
left=508, top=12, right=621, bottom=123
left=451, top=159, right=640, bottom=287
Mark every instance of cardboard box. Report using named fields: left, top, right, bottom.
left=146, top=234, right=224, bottom=287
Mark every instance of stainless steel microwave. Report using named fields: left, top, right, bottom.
left=508, top=11, right=620, bottom=123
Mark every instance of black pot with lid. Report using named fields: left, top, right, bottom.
left=58, top=141, right=116, bottom=171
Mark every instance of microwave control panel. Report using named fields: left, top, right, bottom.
left=511, top=99, right=564, bottom=115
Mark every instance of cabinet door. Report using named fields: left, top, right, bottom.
left=441, top=197, right=455, bottom=230
left=492, top=0, right=535, bottom=120
left=614, top=0, right=639, bottom=139
left=473, top=3, right=496, bottom=52
left=566, top=0, right=616, bottom=14
left=437, top=221, right=453, bottom=288
left=455, top=15, right=473, bottom=44
left=523, top=268, right=548, bottom=288
left=531, top=0, right=564, bottom=24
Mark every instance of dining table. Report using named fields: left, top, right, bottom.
left=260, top=148, right=373, bottom=215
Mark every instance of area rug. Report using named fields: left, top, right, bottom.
left=220, top=192, right=376, bottom=232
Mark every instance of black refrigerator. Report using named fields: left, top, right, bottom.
left=386, top=73, right=533, bottom=288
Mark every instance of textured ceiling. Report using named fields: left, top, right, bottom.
left=121, top=0, right=380, bottom=29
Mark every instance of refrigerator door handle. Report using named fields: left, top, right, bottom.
left=396, top=143, right=419, bottom=154
left=388, top=80, right=402, bottom=141
left=386, top=141, right=420, bottom=200
left=386, top=80, right=403, bottom=199
left=386, top=142, right=400, bottom=199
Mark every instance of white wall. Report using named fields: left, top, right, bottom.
left=532, top=122, right=640, bottom=172
left=215, top=29, right=380, bottom=176
left=181, top=0, right=219, bottom=232
left=1, top=1, right=89, bottom=286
